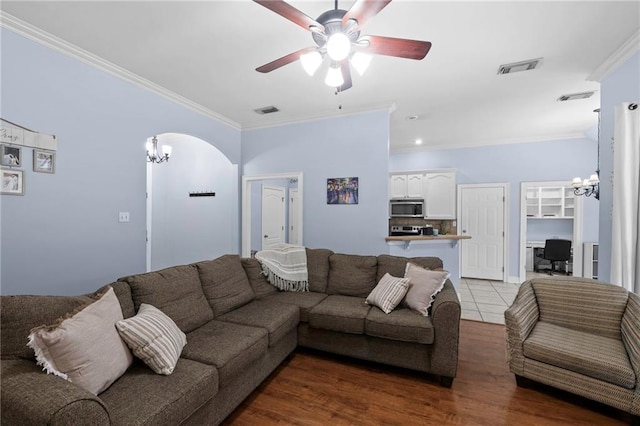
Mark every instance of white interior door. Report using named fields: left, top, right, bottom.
left=460, top=185, right=506, bottom=280
left=288, top=188, right=301, bottom=245
left=262, top=185, right=285, bottom=249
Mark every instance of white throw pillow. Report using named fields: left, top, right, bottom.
left=403, top=262, right=450, bottom=316
left=27, top=287, right=133, bottom=395
left=116, top=304, right=187, bottom=375
left=366, top=273, right=411, bottom=314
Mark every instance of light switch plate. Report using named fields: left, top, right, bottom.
left=119, top=212, right=130, bottom=223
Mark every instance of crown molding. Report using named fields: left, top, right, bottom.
left=390, top=131, right=587, bottom=154
left=588, top=29, right=640, bottom=82
left=241, top=104, right=395, bottom=131
left=0, top=12, right=241, bottom=130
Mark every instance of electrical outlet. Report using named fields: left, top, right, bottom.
left=119, top=212, right=130, bottom=223
left=452, top=221, right=457, bottom=227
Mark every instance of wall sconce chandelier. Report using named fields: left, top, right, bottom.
left=146, top=136, right=172, bottom=164
left=572, top=108, right=600, bottom=200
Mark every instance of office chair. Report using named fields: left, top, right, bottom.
left=536, top=239, right=572, bottom=275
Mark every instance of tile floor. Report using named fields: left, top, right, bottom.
left=459, top=272, right=553, bottom=324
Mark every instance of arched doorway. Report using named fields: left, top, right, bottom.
left=146, top=133, right=238, bottom=271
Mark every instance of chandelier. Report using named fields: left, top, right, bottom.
left=572, top=109, right=600, bottom=200
left=146, top=136, right=172, bottom=164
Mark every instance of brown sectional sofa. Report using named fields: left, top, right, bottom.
left=1, top=249, right=461, bottom=425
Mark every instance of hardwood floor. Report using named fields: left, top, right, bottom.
left=223, top=320, right=632, bottom=425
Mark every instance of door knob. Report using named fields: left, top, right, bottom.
left=462, top=230, right=467, bottom=233
left=264, top=235, right=268, bottom=238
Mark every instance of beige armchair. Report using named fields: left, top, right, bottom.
left=505, top=277, right=639, bottom=424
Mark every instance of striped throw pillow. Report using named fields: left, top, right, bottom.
left=366, top=273, right=411, bottom=314
left=116, top=304, right=187, bottom=375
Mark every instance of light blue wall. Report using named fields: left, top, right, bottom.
left=390, top=137, right=600, bottom=279
left=599, top=51, right=640, bottom=283
left=242, top=110, right=391, bottom=255
left=0, top=29, right=241, bottom=295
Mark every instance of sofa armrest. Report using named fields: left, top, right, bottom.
left=429, top=280, right=461, bottom=379
left=623, top=293, right=640, bottom=389
left=1, top=358, right=111, bottom=426
left=504, top=281, right=539, bottom=375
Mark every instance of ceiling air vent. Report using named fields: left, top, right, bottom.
left=557, top=92, right=595, bottom=102
left=254, top=105, right=280, bottom=115
left=498, top=58, right=543, bottom=75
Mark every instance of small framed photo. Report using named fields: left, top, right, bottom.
left=33, top=149, right=55, bottom=173
left=1, top=169, right=24, bottom=195
left=1, top=145, right=22, bottom=167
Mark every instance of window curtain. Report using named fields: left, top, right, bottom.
left=611, top=102, right=640, bottom=294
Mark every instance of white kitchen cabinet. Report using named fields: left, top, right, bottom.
left=389, top=173, right=423, bottom=198
left=424, top=171, right=456, bottom=219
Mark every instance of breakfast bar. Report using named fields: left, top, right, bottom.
left=385, top=235, right=471, bottom=287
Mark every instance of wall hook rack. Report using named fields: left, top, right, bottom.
left=189, top=191, right=216, bottom=197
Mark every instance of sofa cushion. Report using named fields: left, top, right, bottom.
left=116, top=304, right=187, bottom=375
left=242, top=257, right=278, bottom=298
left=195, top=255, right=256, bottom=316
left=1, top=293, right=93, bottom=360
left=96, top=281, right=136, bottom=319
left=216, top=299, right=299, bottom=347
left=308, top=295, right=371, bottom=334
left=531, top=278, right=628, bottom=339
left=306, top=248, right=333, bottom=293
left=263, top=291, right=328, bottom=322
left=403, top=263, right=450, bottom=316
left=99, top=358, right=218, bottom=426
left=182, top=320, right=268, bottom=387
left=365, top=273, right=411, bottom=314
left=327, top=254, right=378, bottom=297
left=122, top=265, right=213, bottom=333
left=376, top=255, right=444, bottom=283
left=523, top=321, right=636, bottom=389
left=365, top=307, right=435, bottom=344
left=27, top=287, right=133, bottom=395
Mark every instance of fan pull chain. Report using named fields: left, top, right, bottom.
left=335, top=88, right=343, bottom=110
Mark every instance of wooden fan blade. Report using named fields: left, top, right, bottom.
left=342, top=0, right=392, bottom=30
left=339, top=61, right=352, bottom=92
left=359, top=35, right=431, bottom=60
left=256, top=47, right=316, bottom=73
left=254, top=0, right=324, bottom=33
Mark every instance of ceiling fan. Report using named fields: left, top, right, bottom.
left=253, top=0, right=432, bottom=92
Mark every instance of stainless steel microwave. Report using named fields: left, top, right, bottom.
left=390, top=198, right=424, bottom=218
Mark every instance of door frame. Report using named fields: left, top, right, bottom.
left=457, top=183, right=510, bottom=283
left=242, top=172, right=303, bottom=257
left=519, top=180, right=584, bottom=282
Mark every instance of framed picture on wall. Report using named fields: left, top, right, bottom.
left=33, top=149, right=55, bottom=173
left=1, top=169, right=24, bottom=195
left=327, top=177, right=358, bottom=204
left=0, top=145, right=22, bottom=167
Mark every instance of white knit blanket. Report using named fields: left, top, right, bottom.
left=255, top=244, right=309, bottom=292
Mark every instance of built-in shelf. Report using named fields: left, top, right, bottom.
left=584, top=243, right=599, bottom=279
left=526, top=186, right=575, bottom=218
left=385, top=235, right=471, bottom=250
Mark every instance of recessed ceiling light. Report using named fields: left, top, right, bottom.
left=498, top=58, right=543, bottom=74
left=557, top=91, right=595, bottom=102
left=415, top=139, right=423, bottom=145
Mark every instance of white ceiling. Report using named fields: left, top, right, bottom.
left=2, top=1, right=639, bottom=152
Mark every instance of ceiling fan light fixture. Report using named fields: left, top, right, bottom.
left=325, top=64, right=344, bottom=87
left=300, top=51, right=323, bottom=76
left=350, top=52, right=372, bottom=76
left=326, top=33, right=351, bottom=61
